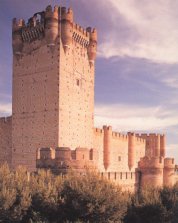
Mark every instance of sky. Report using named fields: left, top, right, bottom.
left=0, top=0, right=178, bottom=161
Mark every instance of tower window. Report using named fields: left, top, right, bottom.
left=118, top=156, right=121, bottom=161
left=76, top=79, right=80, bottom=86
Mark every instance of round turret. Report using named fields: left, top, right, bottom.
left=160, top=135, right=166, bottom=157
left=61, top=7, right=73, bottom=52
left=39, top=147, right=55, bottom=159
left=128, top=132, right=135, bottom=170
left=86, top=27, right=97, bottom=66
left=45, top=5, right=59, bottom=46
left=55, top=147, right=71, bottom=160
left=138, top=156, right=164, bottom=188
left=163, top=158, right=175, bottom=187
left=103, top=126, right=112, bottom=170
left=12, top=18, right=24, bottom=54
left=155, top=134, right=160, bottom=157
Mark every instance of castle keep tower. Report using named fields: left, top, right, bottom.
left=12, top=5, right=97, bottom=170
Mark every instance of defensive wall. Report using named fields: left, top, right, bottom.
left=136, top=133, right=165, bottom=158
left=138, top=156, right=175, bottom=188
left=93, top=126, right=145, bottom=172
left=36, top=146, right=139, bottom=191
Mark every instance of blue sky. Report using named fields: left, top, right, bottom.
left=1, top=0, right=178, bottom=161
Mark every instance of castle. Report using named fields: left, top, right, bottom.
left=0, top=5, right=176, bottom=191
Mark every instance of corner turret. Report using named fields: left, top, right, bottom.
left=61, top=7, right=73, bottom=52
left=12, top=18, right=25, bottom=54
left=163, top=158, right=175, bottom=187
left=44, top=5, right=59, bottom=46
left=128, top=132, right=135, bottom=170
left=160, top=134, right=166, bottom=157
left=138, top=156, right=164, bottom=188
left=103, top=126, right=112, bottom=170
left=86, top=27, right=97, bottom=66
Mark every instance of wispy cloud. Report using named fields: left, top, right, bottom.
left=166, top=144, right=178, bottom=162
left=162, top=77, right=178, bottom=88
left=94, top=103, right=178, bottom=132
left=97, top=0, right=178, bottom=64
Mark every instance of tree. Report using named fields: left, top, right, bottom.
left=60, top=170, right=129, bottom=223
left=0, top=164, right=31, bottom=222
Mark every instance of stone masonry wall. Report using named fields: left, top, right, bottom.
left=58, top=24, right=94, bottom=149
left=12, top=38, right=60, bottom=170
left=93, top=126, right=145, bottom=172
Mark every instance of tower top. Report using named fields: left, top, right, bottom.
left=12, top=4, right=97, bottom=63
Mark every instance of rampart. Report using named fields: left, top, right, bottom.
left=12, top=5, right=97, bottom=65
left=136, top=133, right=165, bottom=158
left=93, top=126, right=146, bottom=172
left=36, top=147, right=98, bottom=174
left=100, top=171, right=139, bottom=192
left=138, top=156, right=175, bottom=188
left=37, top=146, right=139, bottom=192
left=0, top=116, right=12, bottom=166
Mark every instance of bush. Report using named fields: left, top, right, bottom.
left=60, top=171, right=129, bottom=223
left=0, top=164, right=31, bottom=222
left=123, top=187, right=178, bottom=223
left=1, top=164, right=178, bottom=223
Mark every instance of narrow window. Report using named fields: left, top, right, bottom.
left=120, top=172, right=122, bottom=180
left=114, top=172, right=117, bottom=180
left=118, top=156, right=121, bottom=161
left=76, top=79, right=80, bottom=86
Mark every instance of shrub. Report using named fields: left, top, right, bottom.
left=60, top=170, right=129, bottom=223
left=0, top=164, right=31, bottom=222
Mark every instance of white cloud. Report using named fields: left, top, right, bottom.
left=98, top=0, right=178, bottom=64
left=94, top=103, right=178, bottom=132
left=0, top=103, right=12, bottom=117
left=166, top=144, right=178, bottom=163
left=162, top=77, right=178, bottom=88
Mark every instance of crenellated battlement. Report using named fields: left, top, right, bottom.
left=94, top=127, right=103, bottom=134
left=139, top=156, right=164, bottom=169
left=45, top=5, right=58, bottom=20
left=37, top=147, right=98, bottom=162
left=136, top=133, right=165, bottom=138
left=135, top=137, right=145, bottom=144
left=21, top=23, right=45, bottom=43
left=12, top=4, right=97, bottom=64
left=12, top=18, right=25, bottom=31
left=74, top=23, right=89, bottom=37
left=36, top=147, right=98, bottom=173
left=101, top=171, right=137, bottom=181
left=136, top=133, right=166, bottom=158
left=112, top=131, right=128, bottom=140
left=60, top=7, right=73, bottom=23
left=86, top=27, right=97, bottom=43
left=164, top=158, right=175, bottom=168
left=101, top=171, right=139, bottom=191
left=0, top=116, right=12, bottom=125
left=72, top=23, right=90, bottom=47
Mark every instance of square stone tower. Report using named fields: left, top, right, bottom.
left=12, top=5, right=97, bottom=170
